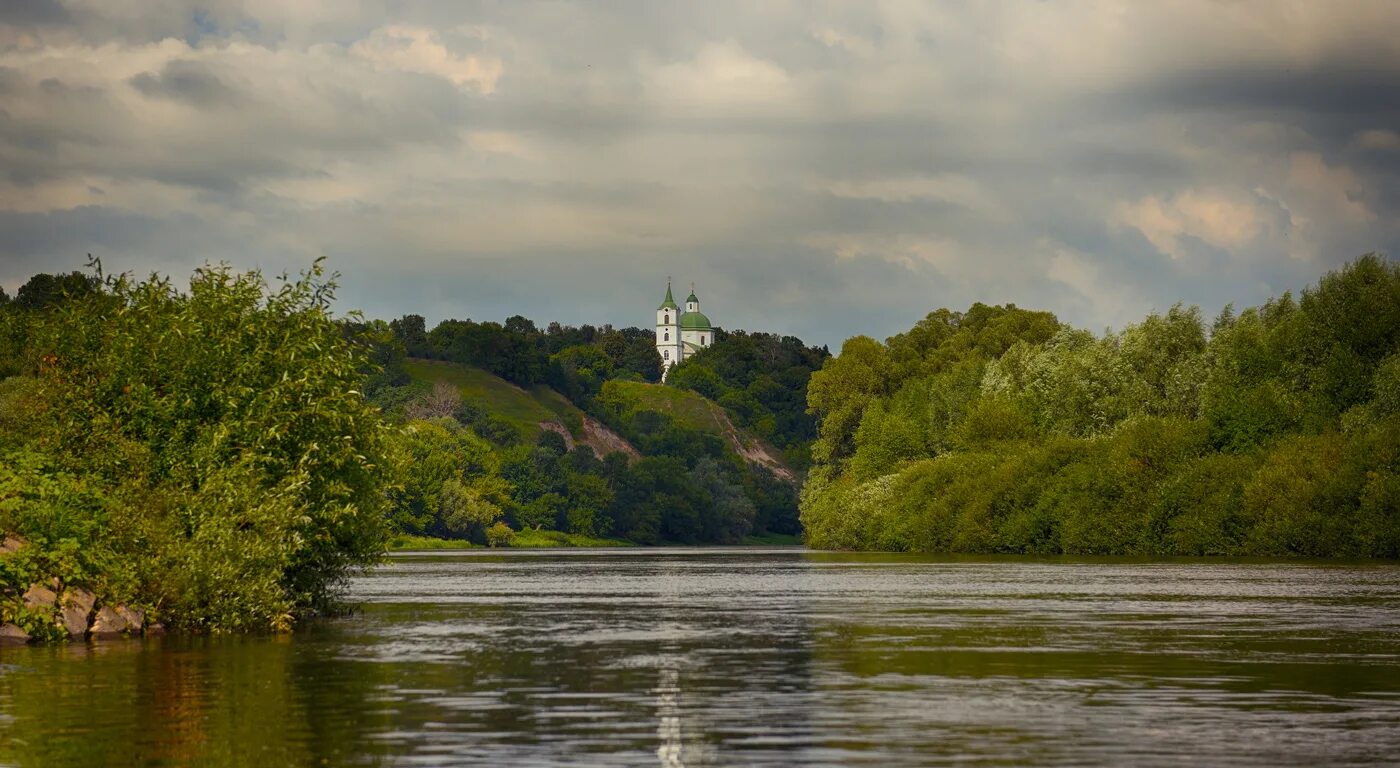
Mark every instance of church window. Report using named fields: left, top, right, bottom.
left=664, top=314, right=669, bottom=324
left=701, top=335, right=707, bottom=345
left=664, top=332, right=669, bottom=341
left=663, top=350, right=670, bottom=360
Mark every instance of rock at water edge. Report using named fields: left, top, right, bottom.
left=90, top=606, right=129, bottom=637
left=115, top=605, right=144, bottom=631
left=60, top=588, right=96, bottom=638
left=0, top=624, right=29, bottom=645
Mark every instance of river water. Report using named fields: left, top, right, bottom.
left=2, top=548, right=1400, bottom=766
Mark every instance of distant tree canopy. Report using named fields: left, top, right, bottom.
left=801, top=255, right=1400, bottom=558
left=12, top=270, right=100, bottom=311
left=395, top=313, right=663, bottom=392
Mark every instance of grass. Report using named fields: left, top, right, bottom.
left=601, top=380, right=793, bottom=476
left=388, top=530, right=633, bottom=551
left=389, top=534, right=477, bottom=551
left=403, top=358, right=586, bottom=440
left=510, top=529, right=634, bottom=548
left=603, top=380, right=733, bottom=434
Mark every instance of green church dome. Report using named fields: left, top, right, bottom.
left=679, top=310, right=711, bottom=329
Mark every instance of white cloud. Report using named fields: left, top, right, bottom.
left=810, top=27, right=875, bottom=58
left=1115, top=191, right=1267, bottom=261
left=1043, top=240, right=1143, bottom=329
left=648, top=40, right=791, bottom=111
left=349, top=25, right=502, bottom=92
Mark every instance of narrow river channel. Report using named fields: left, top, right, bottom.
left=3, top=548, right=1400, bottom=766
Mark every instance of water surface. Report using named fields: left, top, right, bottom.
left=2, top=548, right=1399, bottom=766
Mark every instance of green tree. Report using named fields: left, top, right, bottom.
left=3, top=261, right=394, bottom=630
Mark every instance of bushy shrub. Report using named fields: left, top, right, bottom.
left=1, top=261, right=394, bottom=631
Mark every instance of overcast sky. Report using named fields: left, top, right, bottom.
left=2, top=1, right=1398, bottom=348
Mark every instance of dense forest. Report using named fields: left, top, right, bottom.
left=801, top=255, right=1400, bottom=557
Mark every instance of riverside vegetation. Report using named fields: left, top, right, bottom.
left=801, top=255, right=1400, bottom=557
left=0, top=262, right=394, bottom=638
left=2, top=254, right=1396, bottom=640
left=0, top=261, right=819, bottom=638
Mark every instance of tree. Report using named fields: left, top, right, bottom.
left=689, top=458, right=755, bottom=544
left=4, top=261, right=394, bottom=631
left=406, top=380, right=461, bottom=420
left=564, top=472, right=613, bottom=536
left=13, top=271, right=99, bottom=311
left=807, top=336, right=891, bottom=467
left=390, top=314, right=431, bottom=357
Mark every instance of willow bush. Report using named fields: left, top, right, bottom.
left=0, top=261, right=393, bottom=632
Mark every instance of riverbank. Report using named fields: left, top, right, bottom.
left=388, top=530, right=803, bottom=551
left=389, top=530, right=634, bottom=550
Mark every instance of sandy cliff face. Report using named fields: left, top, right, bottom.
left=538, top=416, right=641, bottom=461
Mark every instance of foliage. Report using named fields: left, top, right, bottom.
left=802, top=255, right=1400, bottom=558
left=664, top=330, right=829, bottom=466
left=0, top=261, right=394, bottom=632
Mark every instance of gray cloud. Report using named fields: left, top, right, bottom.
left=129, top=60, right=243, bottom=108
left=2, top=1, right=1399, bottom=349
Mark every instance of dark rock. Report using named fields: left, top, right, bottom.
left=90, top=606, right=128, bottom=637
left=59, top=588, right=96, bottom=638
left=22, top=583, right=57, bottom=610
left=0, top=624, right=28, bottom=645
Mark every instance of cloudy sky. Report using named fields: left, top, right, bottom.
left=2, top=1, right=1398, bottom=348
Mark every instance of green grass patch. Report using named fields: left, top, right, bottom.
left=403, top=359, right=586, bottom=440
left=389, top=534, right=477, bottom=551
left=603, top=380, right=730, bottom=434
left=388, top=531, right=633, bottom=550
left=509, top=529, right=634, bottom=548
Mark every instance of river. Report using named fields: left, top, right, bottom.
left=2, top=548, right=1399, bottom=766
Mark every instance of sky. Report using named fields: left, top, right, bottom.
left=1, top=1, right=1398, bottom=350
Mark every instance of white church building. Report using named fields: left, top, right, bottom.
left=655, top=280, right=714, bottom=377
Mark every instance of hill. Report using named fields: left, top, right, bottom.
left=597, top=380, right=795, bottom=482
left=403, top=359, right=637, bottom=459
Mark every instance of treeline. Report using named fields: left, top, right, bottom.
left=390, top=313, right=662, bottom=397
left=803, top=255, right=1400, bottom=558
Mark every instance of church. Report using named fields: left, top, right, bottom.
left=654, top=280, right=714, bottom=377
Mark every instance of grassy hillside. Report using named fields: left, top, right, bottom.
left=403, top=358, right=582, bottom=439
left=601, top=380, right=795, bottom=481
left=402, top=360, right=792, bottom=481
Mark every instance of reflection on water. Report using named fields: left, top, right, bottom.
left=2, top=548, right=1400, bottom=766
left=655, top=666, right=683, bottom=768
